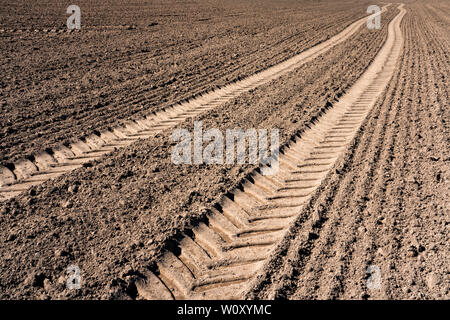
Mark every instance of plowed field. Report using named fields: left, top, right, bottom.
left=0, top=0, right=448, bottom=300
left=1, top=0, right=374, bottom=164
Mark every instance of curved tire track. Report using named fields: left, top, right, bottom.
left=134, top=4, right=406, bottom=300
left=0, top=5, right=390, bottom=202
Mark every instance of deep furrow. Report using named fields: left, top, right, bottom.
left=322, top=47, right=406, bottom=300
left=316, top=13, right=409, bottom=299
left=338, top=24, right=412, bottom=299
left=289, top=38, right=403, bottom=299
left=378, top=4, right=449, bottom=299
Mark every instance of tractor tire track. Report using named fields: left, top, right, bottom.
left=1, top=1, right=374, bottom=164
left=0, top=6, right=390, bottom=202
left=134, top=5, right=406, bottom=300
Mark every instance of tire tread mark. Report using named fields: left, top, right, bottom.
left=135, top=4, right=407, bottom=300
left=0, top=5, right=391, bottom=202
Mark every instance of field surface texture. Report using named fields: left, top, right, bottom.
left=0, top=0, right=448, bottom=300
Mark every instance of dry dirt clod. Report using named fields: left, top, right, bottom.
left=43, top=278, right=52, bottom=292
left=6, top=233, right=17, bottom=242
left=25, top=272, right=47, bottom=288
left=61, top=200, right=74, bottom=209
left=407, top=246, right=419, bottom=257
left=54, top=248, right=70, bottom=257
left=68, top=185, right=79, bottom=193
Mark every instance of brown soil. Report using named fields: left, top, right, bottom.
left=247, top=0, right=449, bottom=300
left=0, top=0, right=447, bottom=301
left=134, top=3, right=407, bottom=299
left=0, top=2, right=397, bottom=299
left=0, top=0, right=374, bottom=165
